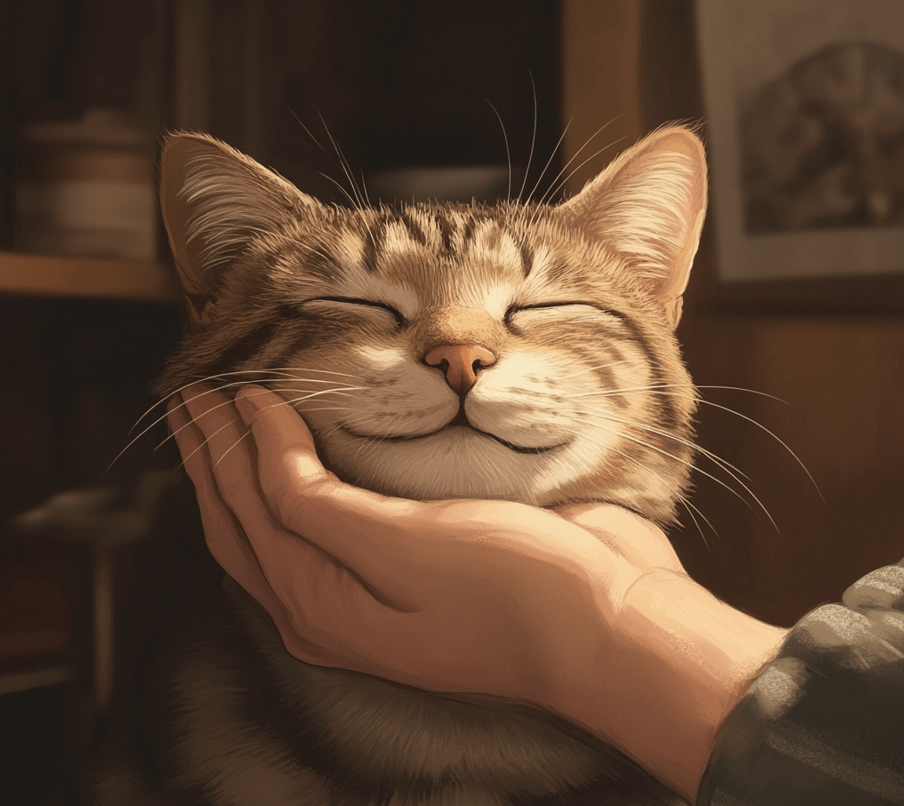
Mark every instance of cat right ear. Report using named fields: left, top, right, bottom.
left=159, top=132, right=321, bottom=331
left=557, top=125, right=707, bottom=328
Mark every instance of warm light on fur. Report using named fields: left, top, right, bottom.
left=123, top=125, right=711, bottom=806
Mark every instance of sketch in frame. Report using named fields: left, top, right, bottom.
left=696, top=0, right=904, bottom=282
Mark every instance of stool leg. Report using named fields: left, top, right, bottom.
left=93, top=547, right=114, bottom=715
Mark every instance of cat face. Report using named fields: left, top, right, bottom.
left=156, top=127, right=707, bottom=523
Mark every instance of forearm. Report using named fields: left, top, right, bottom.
left=551, top=569, right=787, bottom=802
left=698, top=558, right=904, bottom=806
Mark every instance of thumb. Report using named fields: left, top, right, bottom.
left=234, top=385, right=333, bottom=496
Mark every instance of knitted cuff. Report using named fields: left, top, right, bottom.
left=697, top=560, right=904, bottom=806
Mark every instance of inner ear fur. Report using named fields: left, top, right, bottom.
left=159, top=132, right=320, bottom=325
left=557, top=125, right=708, bottom=326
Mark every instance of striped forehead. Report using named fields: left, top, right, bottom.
left=324, top=223, right=421, bottom=317
left=462, top=218, right=525, bottom=278
left=320, top=208, right=562, bottom=319
left=381, top=210, right=444, bottom=254
left=369, top=209, right=528, bottom=273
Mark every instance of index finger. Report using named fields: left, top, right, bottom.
left=553, top=503, right=683, bottom=572
left=233, top=386, right=433, bottom=583
left=233, top=386, right=600, bottom=590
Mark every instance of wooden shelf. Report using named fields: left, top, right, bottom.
left=0, top=251, right=179, bottom=303
left=0, top=663, right=79, bottom=697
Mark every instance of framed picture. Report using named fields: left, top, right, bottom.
left=696, top=0, right=904, bottom=307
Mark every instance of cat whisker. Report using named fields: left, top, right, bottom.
left=566, top=382, right=788, bottom=404
left=128, top=370, right=298, bottom=435
left=264, top=366, right=363, bottom=379
left=570, top=434, right=712, bottom=544
left=525, top=118, right=574, bottom=208
left=131, top=370, right=360, bottom=438
left=555, top=359, right=632, bottom=383
left=287, top=105, right=365, bottom=212
left=677, top=497, right=716, bottom=550
left=695, top=398, right=824, bottom=505
left=156, top=391, right=262, bottom=453
left=358, top=167, right=372, bottom=208
left=318, top=172, right=365, bottom=211
left=188, top=395, right=299, bottom=475
left=207, top=391, right=369, bottom=472
left=581, top=411, right=760, bottom=528
left=208, top=393, right=319, bottom=472
left=109, top=376, right=293, bottom=477
left=620, top=449, right=717, bottom=547
left=131, top=366, right=363, bottom=432
left=534, top=117, right=620, bottom=208
left=581, top=409, right=750, bottom=482
left=541, top=133, right=626, bottom=209
left=269, top=379, right=363, bottom=387
left=210, top=427, right=256, bottom=471
left=572, top=384, right=819, bottom=502
left=487, top=101, right=513, bottom=202
left=519, top=74, right=539, bottom=203
left=173, top=411, right=245, bottom=474
left=277, top=388, right=369, bottom=407
left=291, top=407, right=358, bottom=419
left=524, top=117, right=571, bottom=210
left=264, top=382, right=367, bottom=392
left=130, top=381, right=365, bottom=468
left=583, top=419, right=779, bottom=533
left=318, top=111, right=367, bottom=211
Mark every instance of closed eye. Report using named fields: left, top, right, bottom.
left=304, top=297, right=407, bottom=327
left=504, top=302, right=623, bottom=326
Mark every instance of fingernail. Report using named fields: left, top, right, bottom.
left=234, top=393, right=257, bottom=424
left=236, top=385, right=271, bottom=422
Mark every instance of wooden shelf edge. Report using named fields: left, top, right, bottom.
left=0, top=664, right=79, bottom=696
left=0, top=251, right=179, bottom=303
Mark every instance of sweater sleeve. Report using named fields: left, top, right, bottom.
left=697, top=558, right=904, bottom=806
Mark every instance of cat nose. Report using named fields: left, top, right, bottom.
left=424, top=343, right=496, bottom=394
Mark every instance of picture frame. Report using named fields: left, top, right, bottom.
left=694, top=0, right=904, bottom=310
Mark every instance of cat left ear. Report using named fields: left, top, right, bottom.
left=159, top=132, right=322, bottom=331
left=557, top=126, right=707, bottom=327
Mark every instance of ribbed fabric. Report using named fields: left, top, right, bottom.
left=698, top=559, right=904, bottom=805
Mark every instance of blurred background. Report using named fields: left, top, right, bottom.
left=0, top=0, right=902, bottom=803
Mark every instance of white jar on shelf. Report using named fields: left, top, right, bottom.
left=15, top=110, right=156, bottom=260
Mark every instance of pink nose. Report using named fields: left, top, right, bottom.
left=424, top=344, right=496, bottom=394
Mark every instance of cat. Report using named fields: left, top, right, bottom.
left=91, top=123, right=707, bottom=806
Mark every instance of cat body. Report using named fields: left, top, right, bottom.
left=92, top=125, right=706, bottom=805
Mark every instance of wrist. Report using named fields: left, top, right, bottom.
left=554, top=568, right=787, bottom=802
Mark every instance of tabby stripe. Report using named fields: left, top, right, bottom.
left=544, top=261, right=568, bottom=280
left=580, top=343, right=625, bottom=406
left=460, top=211, right=496, bottom=255
left=304, top=245, right=340, bottom=282
left=434, top=212, right=455, bottom=254
left=265, top=325, right=320, bottom=373
left=615, top=317, right=680, bottom=431
left=398, top=210, right=427, bottom=246
left=361, top=216, right=387, bottom=274
left=518, top=239, right=535, bottom=278
left=461, top=214, right=478, bottom=246
left=208, top=321, right=282, bottom=379
left=207, top=303, right=312, bottom=379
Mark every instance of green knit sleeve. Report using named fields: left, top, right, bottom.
left=697, top=559, right=904, bottom=805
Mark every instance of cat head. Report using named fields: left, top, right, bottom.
left=155, top=126, right=706, bottom=523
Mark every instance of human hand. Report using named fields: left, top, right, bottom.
left=166, top=384, right=677, bottom=703
left=166, top=384, right=786, bottom=800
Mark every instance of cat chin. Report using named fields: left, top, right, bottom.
left=319, top=425, right=574, bottom=505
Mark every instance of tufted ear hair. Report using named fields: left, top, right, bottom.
left=557, top=125, right=708, bottom=327
left=159, top=132, right=322, bottom=330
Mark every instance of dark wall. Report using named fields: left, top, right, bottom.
left=0, top=5, right=563, bottom=802
left=635, top=0, right=904, bottom=625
